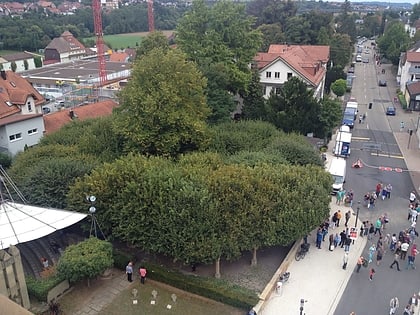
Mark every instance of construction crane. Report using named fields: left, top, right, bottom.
left=92, top=0, right=107, bottom=89
left=148, top=0, right=154, bottom=32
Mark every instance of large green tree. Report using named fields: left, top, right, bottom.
left=57, top=237, right=113, bottom=286
left=136, top=31, right=169, bottom=59
left=246, top=0, right=297, bottom=27
left=176, top=0, right=262, bottom=123
left=378, top=21, right=410, bottom=65
left=114, top=48, right=210, bottom=156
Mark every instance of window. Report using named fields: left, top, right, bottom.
left=27, top=102, right=32, bottom=112
left=9, top=133, right=22, bottom=142
left=287, top=72, right=293, bottom=79
left=275, top=87, right=281, bottom=94
left=28, top=128, right=38, bottom=135
left=266, top=71, right=271, bottom=78
left=275, top=72, right=280, bottom=78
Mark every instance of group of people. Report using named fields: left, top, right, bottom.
left=363, top=182, right=393, bottom=208
left=389, top=294, right=420, bottom=315
left=125, top=261, right=147, bottom=284
left=336, top=189, right=354, bottom=207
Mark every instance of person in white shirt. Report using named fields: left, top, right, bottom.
left=401, top=242, right=410, bottom=260
left=410, top=191, right=417, bottom=204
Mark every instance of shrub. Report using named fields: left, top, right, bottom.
left=26, top=274, right=64, bottom=302
left=113, top=249, right=135, bottom=270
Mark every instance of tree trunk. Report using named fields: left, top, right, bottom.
left=215, top=257, right=221, bottom=278
left=251, top=246, right=258, bottom=266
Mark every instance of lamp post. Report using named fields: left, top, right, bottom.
left=87, top=195, right=106, bottom=239
left=354, top=201, right=361, bottom=228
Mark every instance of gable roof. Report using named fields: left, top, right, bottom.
left=0, top=70, right=44, bottom=119
left=1, top=52, right=33, bottom=62
left=406, top=51, right=420, bottom=63
left=254, top=44, right=330, bottom=86
left=406, top=81, right=420, bottom=95
left=43, top=100, right=118, bottom=134
left=45, top=31, right=86, bottom=54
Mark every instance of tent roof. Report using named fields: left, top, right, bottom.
left=0, top=202, right=87, bottom=249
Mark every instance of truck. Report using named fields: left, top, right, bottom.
left=342, top=107, right=357, bottom=128
left=329, top=158, right=347, bottom=194
left=333, top=130, right=352, bottom=157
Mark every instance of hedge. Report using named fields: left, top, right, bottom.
left=26, top=274, right=65, bottom=302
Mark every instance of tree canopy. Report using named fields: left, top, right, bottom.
left=378, top=21, right=410, bottom=65
left=114, top=48, right=210, bottom=156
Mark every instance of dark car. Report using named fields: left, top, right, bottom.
left=386, top=106, right=396, bottom=115
left=378, top=80, right=387, bottom=87
left=42, top=107, right=51, bottom=114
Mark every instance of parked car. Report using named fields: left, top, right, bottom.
left=378, top=80, right=387, bottom=87
left=386, top=106, right=396, bottom=115
left=42, top=107, right=51, bottom=114
left=348, top=67, right=355, bottom=74
left=363, top=58, right=369, bottom=63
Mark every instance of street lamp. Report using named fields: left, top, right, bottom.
left=86, top=195, right=106, bottom=239
left=354, top=201, right=361, bottom=228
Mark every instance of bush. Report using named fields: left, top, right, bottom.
left=142, top=262, right=258, bottom=310
left=26, top=274, right=64, bottom=302
left=113, top=249, right=135, bottom=270
left=0, top=152, right=12, bottom=168
left=398, top=93, right=407, bottom=109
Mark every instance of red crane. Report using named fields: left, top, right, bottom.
left=92, top=0, right=107, bottom=88
left=148, top=0, right=154, bottom=32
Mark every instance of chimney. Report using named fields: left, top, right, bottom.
left=69, top=110, right=74, bottom=119
left=0, top=70, right=6, bottom=80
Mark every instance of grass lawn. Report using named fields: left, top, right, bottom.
left=85, top=30, right=174, bottom=50
left=0, top=50, right=22, bottom=56
left=101, top=280, right=245, bottom=315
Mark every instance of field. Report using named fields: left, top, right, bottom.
left=85, top=30, right=174, bottom=50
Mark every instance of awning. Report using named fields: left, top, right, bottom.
left=0, top=202, right=87, bottom=249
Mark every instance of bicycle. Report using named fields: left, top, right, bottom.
left=295, top=243, right=310, bottom=261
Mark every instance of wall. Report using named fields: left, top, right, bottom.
left=0, top=245, right=31, bottom=310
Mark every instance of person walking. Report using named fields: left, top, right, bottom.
left=403, top=305, right=411, bottom=315
left=339, top=230, right=347, bottom=248
left=334, top=233, right=341, bottom=248
left=336, top=210, right=342, bottom=227
left=343, top=252, right=349, bottom=270
left=389, top=297, right=399, bottom=315
left=374, top=218, right=382, bottom=236
left=329, top=233, right=334, bottom=251
left=369, top=268, right=375, bottom=281
left=386, top=183, right=392, bottom=199
left=376, top=247, right=383, bottom=266
left=410, top=191, right=417, bottom=204
left=408, top=294, right=418, bottom=314
left=345, top=210, right=351, bottom=227
left=368, top=244, right=376, bottom=263
left=407, top=244, right=418, bottom=270
left=356, top=256, right=364, bottom=273
left=139, top=266, right=147, bottom=284
left=390, top=234, right=398, bottom=251
left=126, top=261, right=133, bottom=282
left=401, top=241, right=410, bottom=260
left=390, top=253, right=401, bottom=271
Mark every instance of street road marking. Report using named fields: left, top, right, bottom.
left=370, top=152, right=404, bottom=159
left=352, top=137, right=370, bottom=141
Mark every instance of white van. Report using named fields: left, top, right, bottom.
left=356, top=55, right=362, bottom=62
left=329, top=158, right=346, bottom=194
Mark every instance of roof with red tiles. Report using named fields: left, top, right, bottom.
left=406, top=51, right=420, bottom=63
left=406, top=81, right=420, bottom=95
left=0, top=70, right=45, bottom=119
left=254, top=44, right=330, bottom=86
left=43, top=100, right=118, bottom=134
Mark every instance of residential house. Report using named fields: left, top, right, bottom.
left=43, top=100, right=118, bottom=134
left=253, top=44, right=330, bottom=100
left=0, top=70, right=45, bottom=156
left=0, top=52, right=37, bottom=73
left=405, top=81, right=420, bottom=111
left=398, top=47, right=420, bottom=94
left=100, top=0, right=119, bottom=9
left=44, top=31, right=87, bottom=65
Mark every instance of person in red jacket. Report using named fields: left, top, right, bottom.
left=139, top=266, right=147, bottom=284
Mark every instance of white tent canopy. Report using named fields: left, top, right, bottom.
left=0, top=202, right=87, bottom=249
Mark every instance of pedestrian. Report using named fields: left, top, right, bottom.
left=410, top=191, right=417, bottom=204
left=334, top=233, right=341, bottom=248
left=345, top=210, right=351, bottom=227
left=374, top=218, right=382, bottom=236
left=403, top=305, right=411, bottom=315
left=376, top=182, right=382, bottom=198
left=407, top=244, right=418, bottom=270
left=344, top=236, right=352, bottom=252
left=369, top=268, right=375, bottom=281
left=390, top=253, right=401, bottom=271
left=386, top=183, right=392, bottom=199
left=364, top=221, right=369, bottom=237
left=139, top=266, right=147, bottom=284
left=368, top=223, right=375, bottom=240
left=356, top=256, right=364, bottom=273
left=329, top=233, right=334, bottom=251
left=390, top=297, right=399, bottom=315
left=126, top=261, right=133, bottom=282
left=368, top=193, right=376, bottom=209
left=400, top=121, right=405, bottom=132
left=401, top=241, right=410, bottom=260
left=359, top=114, right=363, bottom=124
left=343, top=252, right=349, bottom=270
left=316, top=227, right=323, bottom=249
left=339, top=230, right=347, bottom=248
left=376, top=247, right=383, bottom=266
left=336, top=210, right=342, bottom=226
left=390, top=234, right=397, bottom=251
left=408, top=294, right=418, bottom=313
left=368, top=244, right=376, bottom=263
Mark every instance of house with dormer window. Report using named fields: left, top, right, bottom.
left=253, top=44, right=330, bottom=100
left=0, top=70, right=45, bottom=155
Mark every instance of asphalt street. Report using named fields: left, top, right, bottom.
left=334, top=44, right=420, bottom=315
